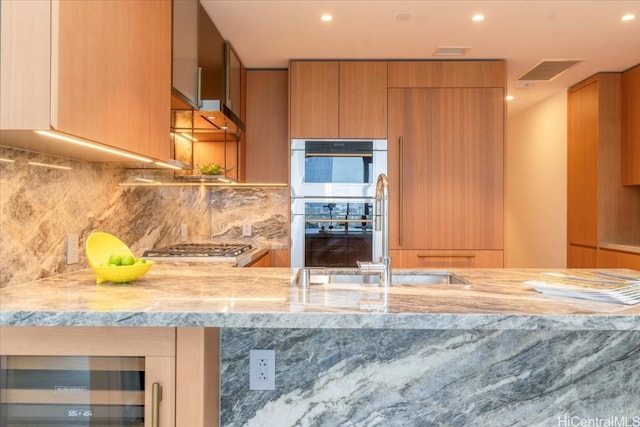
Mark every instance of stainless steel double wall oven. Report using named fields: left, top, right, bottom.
left=291, top=139, right=388, bottom=268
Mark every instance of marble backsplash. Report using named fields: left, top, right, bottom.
left=0, top=147, right=288, bottom=287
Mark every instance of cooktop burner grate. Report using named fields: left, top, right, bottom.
left=143, top=243, right=252, bottom=258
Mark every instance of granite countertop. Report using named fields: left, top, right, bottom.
left=1, top=264, right=639, bottom=330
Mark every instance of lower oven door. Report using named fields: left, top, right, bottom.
left=291, top=197, right=382, bottom=268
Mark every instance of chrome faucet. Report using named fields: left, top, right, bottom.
left=357, top=174, right=392, bottom=286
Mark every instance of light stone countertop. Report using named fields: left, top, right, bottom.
left=1, top=264, right=639, bottom=330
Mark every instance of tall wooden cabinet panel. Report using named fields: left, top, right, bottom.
left=246, top=70, right=289, bottom=183
left=622, top=64, right=640, bottom=185
left=567, top=73, right=640, bottom=268
left=387, top=87, right=504, bottom=267
left=289, top=61, right=387, bottom=138
left=567, top=79, right=600, bottom=249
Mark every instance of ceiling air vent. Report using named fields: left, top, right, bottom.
left=518, top=59, right=582, bottom=81
left=433, top=46, right=471, bottom=57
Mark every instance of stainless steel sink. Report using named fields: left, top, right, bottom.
left=295, top=269, right=471, bottom=287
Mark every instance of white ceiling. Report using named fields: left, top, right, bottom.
left=201, top=0, right=640, bottom=116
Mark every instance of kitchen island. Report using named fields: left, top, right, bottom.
left=1, top=264, right=639, bottom=426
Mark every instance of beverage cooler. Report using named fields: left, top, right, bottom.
left=1, top=355, right=147, bottom=426
left=0, top=327, right=174, bottom=427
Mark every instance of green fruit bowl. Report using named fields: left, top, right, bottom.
left=85, top=232, right=154, bottom=284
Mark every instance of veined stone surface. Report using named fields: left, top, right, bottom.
left=220, top=328, right=640, bottom=426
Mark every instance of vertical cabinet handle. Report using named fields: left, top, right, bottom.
left=398, top=136, right=404, bottom=247
left=196, top=67, right=203, bottom=108
left=152, top=382, right=162, bottom=427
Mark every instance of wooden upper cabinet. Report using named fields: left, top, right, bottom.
left=0, top=0, right=171, bottom=161
left=128, top=0, right=172, bottom=160
left=622, top=64, right=640, bottom=185
left=339, top=62, right=387, bottom=138
left=246, top=70, right=289, bottom=183
left=54, top=0, right=171, bottom=160
left=0, top=0, right=51, bottom=129
left=54, top=0, right=130, bottom=150
left=388, top=61, right=506, bottom=88
left=290, top=61, right=339, bottom=138
left=290, top=61, right=387, bottom=138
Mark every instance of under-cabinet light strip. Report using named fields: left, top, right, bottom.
left=28, top=161, right=72, bottom=170
left=153, top=160, right=183, bottom=170
left=35, top=130, right=154, bottom=163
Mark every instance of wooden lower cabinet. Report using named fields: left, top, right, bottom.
left=390, top=250, right=503, bottom=268
left=567, top=244, right=598, bottom=268
left=0, top=326, right=220, bottom=427
left=597, top=248, right=640, bottom=270
left=246, top=251, right=272, bottom=267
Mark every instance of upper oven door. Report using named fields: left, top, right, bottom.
left=291, top=139, right=387, bottom=197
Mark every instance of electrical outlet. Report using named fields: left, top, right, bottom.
left=242, top=221, right=252, bottom=237
left=249, top=349, right=275, bottom=390
left=66, top=233, right=79, bottom=264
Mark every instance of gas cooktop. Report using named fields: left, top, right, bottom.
left=143, top=243, right=253, bottom=261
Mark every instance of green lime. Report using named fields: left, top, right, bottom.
left=120, top=255, right=135, bottom=266
left=108, top=254, right=122, bottom=266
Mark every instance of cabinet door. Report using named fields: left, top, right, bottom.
left=129, top=0, right=171, bottom=161
left=54, top=0, right=130, bottom=147
left=290, top=61, right=339, bottom=138
left=622, top=64, right=640, bottom=185
left=567, top=244, right=598, bottom=268
left=54, top=0, right=171, bottom=160
left=597, top=248, right=640, bottom=270
left=388, top=88, right=504, bottom=251
left=172, top=0, right=199, bottom=106
left=0, top=0, right=51, bottom=129
left=339, top=62, right=387, bottom=138
left=567, top=81, right=599, bottom=247
left=246, top=70, right=289, bottom=183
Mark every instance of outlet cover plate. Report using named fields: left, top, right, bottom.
left=249, top=349, right=275, bottom=390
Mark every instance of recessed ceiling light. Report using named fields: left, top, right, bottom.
left=506, top=95, right=515, bottom=101
left=472, top=14, right=485, bottom=22
left=621, top=13, right=636, bottom=21
left=396, top=13, right=412, bottom=21
left=321, top=14, right=333, bottom=22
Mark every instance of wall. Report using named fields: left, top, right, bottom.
left=506, top=92, right=567, bottom=268
left=0, top=146, right=288, bottom=287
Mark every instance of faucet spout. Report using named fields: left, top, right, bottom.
left=357, top=174, right=392, bottom=286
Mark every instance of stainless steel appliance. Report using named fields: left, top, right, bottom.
left=290, top=139, right=387, bottom=198
left=291, top=198, right=383, bottom=268
left=143, top=243, right=253, bottom=262
left=290, top=139, right=388, bottom=268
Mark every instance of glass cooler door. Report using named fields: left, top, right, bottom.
left=0, top=356, right=147, bottom=426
